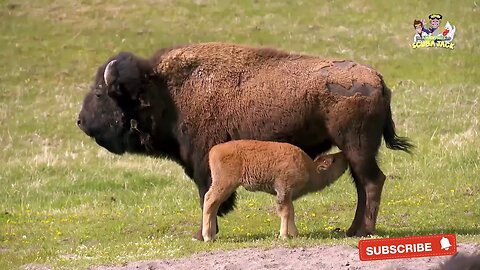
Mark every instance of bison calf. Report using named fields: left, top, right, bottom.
left=202, top=140, right=348, bottom=241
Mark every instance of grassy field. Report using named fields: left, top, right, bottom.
left=1, top=0, right=479, bottom=269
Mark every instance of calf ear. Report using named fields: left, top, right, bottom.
left=316, top=156, right=334, bottom=171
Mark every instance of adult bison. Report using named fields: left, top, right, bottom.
left=77, top=42, right=412, bottom=239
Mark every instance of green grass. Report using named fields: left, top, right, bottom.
left=1, top=0, right=479, bottom=269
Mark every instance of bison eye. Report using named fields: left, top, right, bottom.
left=94, top=85, right=103, bottom=97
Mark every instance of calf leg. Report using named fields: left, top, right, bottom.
left=287, top=204, right=299, bottom=237
left=191, top=159, right=221, bottom=241
left=276, top=193, right=294, bottom=239
left=202, top=187, right=220, bottom=242
left=192, top=161, right=238, bottom=240
left=192, top=184, right=213, bottom=241
left=202, top=183, right=237, bottom=242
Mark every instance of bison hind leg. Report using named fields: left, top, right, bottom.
left=333, top=120, right=386, bottom=237
left=343, top=143, right=386, bottom=237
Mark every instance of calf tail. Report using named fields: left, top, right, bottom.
left=382, top=83, right=414, bottom=154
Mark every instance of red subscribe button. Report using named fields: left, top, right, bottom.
left=359, top=234, right=456, bottom=261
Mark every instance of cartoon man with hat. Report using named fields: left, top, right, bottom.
left=427, top=13, right=442, bottom=35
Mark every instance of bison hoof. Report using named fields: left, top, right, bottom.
left=200, top=227, right=217, bottom=242
left=346, top=227, right=374, bottom=237
left=202, top=234, right=216, bottom=242
left=289, top=228, right=299, bottom=238
left=192, top=230, right=204, bottom=241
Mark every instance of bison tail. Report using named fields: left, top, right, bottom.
left=382, top=84, right=414, bottom=154
left=217, top=191, right=237, bottom=217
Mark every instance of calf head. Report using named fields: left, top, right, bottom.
left=77, top=52, right=157, bottom=154
left=314, top=152, right=349, bottom=182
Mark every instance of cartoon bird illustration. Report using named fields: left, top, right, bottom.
left=441, top=21, right=456, bottom=41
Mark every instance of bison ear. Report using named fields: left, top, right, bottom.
left=102, top=52, right=151, bottom=102
left=104, top=60, right=118, bottom=86
left=104, top=59, right=124, bottom=99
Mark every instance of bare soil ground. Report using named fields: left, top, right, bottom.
left=89, top=243, right=480, bottom=270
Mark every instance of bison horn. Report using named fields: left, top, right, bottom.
left=104, top=60, right=117, bottom=86
left=130, top=119, right=138, bottom=130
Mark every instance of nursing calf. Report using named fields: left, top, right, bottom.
left=202, top=140, right=348, bottom=241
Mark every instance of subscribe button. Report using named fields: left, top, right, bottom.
left=359, top=234, right=456, bottom=261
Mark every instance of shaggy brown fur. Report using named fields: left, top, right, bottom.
left=435, top=253, right=480, bottom=270
left=77, top=42, right=412, bottom=240
left=202, top=140, right=348, bottom=241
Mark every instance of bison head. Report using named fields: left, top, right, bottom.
left=77, top=52, right=155, bottom=154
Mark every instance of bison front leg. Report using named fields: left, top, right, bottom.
left=345, top=153, right=386, bottom=237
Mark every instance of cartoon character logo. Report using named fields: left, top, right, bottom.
left=411, top=14, right=456, bottom=49
left=427, top=13, right=442, bottom=35
left=413, top=19, right=428, bottom=42
left=442, top=21, right=456, bottom=41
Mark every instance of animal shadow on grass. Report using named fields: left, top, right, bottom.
left=435, top=253, right=480, bottom=270
left=221, top=228, right=347, bottom=243
left=215, top=224, right=478, bottom=243
left=375, top=227, right=480, bottom=238
left=220, top=232, right=279, bottom=243
left=301, top=228, right=348, bottom=240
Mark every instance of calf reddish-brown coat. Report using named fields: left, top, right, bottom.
left=203, top=140, right=348, bottom=241
left=77, top=42, right=412, bottom=240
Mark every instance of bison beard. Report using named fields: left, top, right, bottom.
left=77, top=43, right=413, bottom=240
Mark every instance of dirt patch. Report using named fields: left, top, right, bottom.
left=89, top=243, right=480, bottom=270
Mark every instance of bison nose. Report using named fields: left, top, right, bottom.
left=77, top=118, right=86, bottom=132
